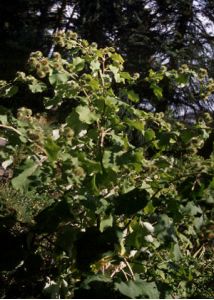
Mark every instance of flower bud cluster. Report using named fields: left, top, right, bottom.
left=207, top=79, right=214, bottom=94
left=198, top=68, right=208, bottom=79
left=17, top=107, right=32, bottom=121
left=28, top=128, right=44, bottom=143
left=53, top=31, right=78, bottom=49
left=63, top=127, right=74, bottom=140
left=73, top=166, right=85, bottom=178
left=179, top=64, right=189, bottom=73
left=201, top=79, right=214, bottom=100
left=53, top=31, right=66, bottom=47
left=28, top=52, right=51, bottom=78
left=51, top=52, right=64, bottom=71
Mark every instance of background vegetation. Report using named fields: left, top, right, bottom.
left=0, top=1, right=214, bottom=298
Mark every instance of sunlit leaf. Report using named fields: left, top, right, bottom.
left=44, top=137, right=60, bottom=162
left=12, top=160, right=38, bottom=190
left=99, top=214, right=113, bottom=232
left=90, top=59, right=100, bottom=73
left=49, top=72, right=68, bottom=85
left=127, top=90, right=139, bottom=103
left=73, top=57, right=85, bottom=72
left=150, top=83, right=163, bottom=99
left=76, top=105, right=100, bottom=124
left=29, top=80, right=46, bottom=93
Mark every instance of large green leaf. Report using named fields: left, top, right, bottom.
left=102, top=150, right=119, bottom=171
left=11, top=160, right=38, bottom=190
left=144, top=128, right=156, bottom=141
left=115, top=279, right=159, bottom=299
left=29, top=80, right=46, bottom=93
left=125, top=118, right=144, bottom=132
left=0, top=83, right=18, bottom=98
left=81, top=275, right=112, bottom=289
left=76, top=105, right=100, bottom=124
left=66, top=110, right=88, bottom=134
left=73, top=57, right=85, bottom=72
left=35, top=200, right=74, bottom=233
left=49, top=72, right=68, bottom=85
left=114, top=188, right=149, bottom=215
left=44, top=137, right=60, bottom=162
left=99, top=214, right=113, bottom=232
left=127, top=90, right=139, bottom=103
left=150, top=83, right=163, bottom=99
left=109, top=65, right=121, bottom=82
left=90, top=59, right=100, bottom=73
left=0, top=114, right=7, bottom=125
left=155, top=214, right=177, bottom=243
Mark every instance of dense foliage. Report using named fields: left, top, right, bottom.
left=1, top=0, right=214, bottom=116
left=0, top=32, right=214, bottom=298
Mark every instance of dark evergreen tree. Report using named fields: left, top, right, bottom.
left=74, top=0, right=214, bottom=114
left=0, top=0, right=63, bottom=79
left=0, top=0, right=213, bottom=114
